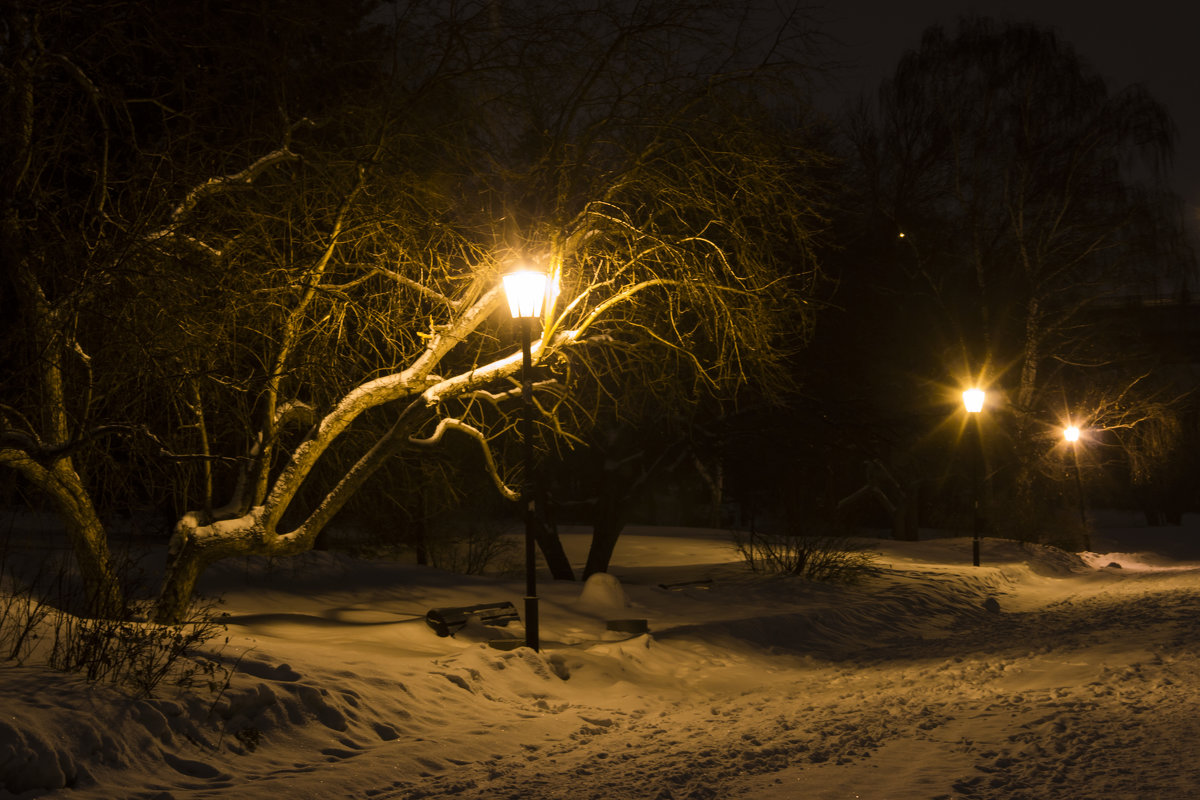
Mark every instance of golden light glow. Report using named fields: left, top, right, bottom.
left=502, top=270, right=549, bottom=319
left=1064, top=425, right=1080, bottom=443
left=962, top=388, right=985, bottom=413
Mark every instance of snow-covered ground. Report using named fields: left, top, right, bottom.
left=3, top=513, right=1200, bottom=799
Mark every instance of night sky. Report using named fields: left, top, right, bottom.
left=817, top=0, right=1200, bottom=222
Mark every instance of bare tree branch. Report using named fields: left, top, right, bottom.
left=409, top=417, right=519, bottom=501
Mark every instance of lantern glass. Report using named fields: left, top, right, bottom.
left=502, top=270, right=548, bottom=319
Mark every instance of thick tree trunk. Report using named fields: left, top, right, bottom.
left=154, top=508, right=276, bottom=623
left=584, top=514, right=625, bottom=579
left=52, top=462, right=125, bottom=617
left=535, top=483, right=574, bottom=580
left=155, top=400, right=429, bottom=622
left=3, top=147, right=122, bottom=615
left=153, top=537, right=213, bottom=626
left=583, top=475, right=627, bottom=579
left=0, top=452, right=124, bottom=617
left=536, top=528, right=574, bottom=580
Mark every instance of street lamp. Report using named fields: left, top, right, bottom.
left=962, top=388, right=985, bottom=566
left=962, top=388, right=985, bottom=413
left=503, top=269, right=550, bottom=651
left=1064, top=424, right=1091, bottom=550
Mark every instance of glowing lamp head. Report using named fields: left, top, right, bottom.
left=502, top=270, right=549, bottom=319
left=1064, top=425, right=1080, bottom=443
left=962, top=388, right=985, bottom=414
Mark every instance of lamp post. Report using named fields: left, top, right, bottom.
left=1064, top=424, right=1091, bottom=550
left=502, top=269, right=550, bottom=651
left=963, top=388, right=985, bottom=567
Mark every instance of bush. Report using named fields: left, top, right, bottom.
left=426, top=514, right=518, bottom=576
left=0, top=539, right=228, bottom=697
left=731, top=529, right=880, bottom=582
left=42, top=600, right=229, bottom=697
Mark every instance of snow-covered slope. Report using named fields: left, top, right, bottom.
left=3, top=518, right=1199, bottom=799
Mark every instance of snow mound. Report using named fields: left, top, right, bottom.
left=575, top=572, right=629, bottom=613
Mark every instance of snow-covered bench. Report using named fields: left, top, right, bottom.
left=425, top=601, right=521, bottom=637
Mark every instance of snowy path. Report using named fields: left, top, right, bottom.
left=362, top=568, right=1200, bottom=800
left=7, top=531, right=1200, bottom=799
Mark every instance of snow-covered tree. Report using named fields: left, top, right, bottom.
left=1, top=1, right=828, bottom=621
left=2, top=0, right=388, bottom=615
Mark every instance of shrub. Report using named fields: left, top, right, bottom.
left=43, top=599, right=229, bottom=697
left=731, top=529, right=880, bottom=582
left=0, top=538, right=228, bottom=697
left=426, top=515, right=519, bottom=576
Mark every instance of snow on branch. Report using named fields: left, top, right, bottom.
left=273, top=400, right=316, bottom=431
left=419, top=350, right=526, bottom=407
left=417, top=325, right=577, bottom=408
left=260, top=281, right=507, bottom=526
left=457, top=379, right=560, bottom=410
left=367, top=266, right=463, bottom=309
left=144, top=121, right=312, bottom=254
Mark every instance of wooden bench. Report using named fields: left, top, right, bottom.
left=425, top=601, right=521, bottom=637
left=658, top=578, right=713, bottom=591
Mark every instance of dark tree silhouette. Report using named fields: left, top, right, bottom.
left=839, top=17, right=1194, bottom=539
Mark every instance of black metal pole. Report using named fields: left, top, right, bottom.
left=1072, top=448, right=1090, bottom=550
left=520, top=317, right=539, bottom=651
left=971, top=415, right=983, bottom=567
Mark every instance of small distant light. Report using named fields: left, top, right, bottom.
left=898, top=231, right=906, bottom=238
left=1064, top=426, right=1080, bottom=443
left=962, top=388, right=985, bottom=413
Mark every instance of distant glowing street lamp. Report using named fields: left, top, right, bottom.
left=503, top=269, right=550, bottom=651
left=962, top=388, right=985, bottom=414
left=1064, top=423, right=1090, bottom=549
left=963, top=388, right=985, bottom=567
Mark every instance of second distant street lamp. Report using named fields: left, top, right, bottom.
left=1064, top=424, right=1091, bottom=550
left=963, top=388, right=985, bottom=567
left=503, top=269, right=550, bottom=651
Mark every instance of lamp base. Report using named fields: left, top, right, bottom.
left=524, top=595, right=539, bottom=651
